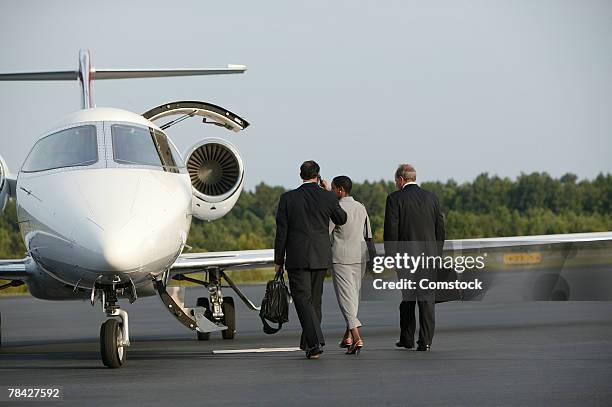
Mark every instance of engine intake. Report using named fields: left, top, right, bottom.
left=185, top=139, right=244, bottom=221
left=188, top=142, right=240, bottom=197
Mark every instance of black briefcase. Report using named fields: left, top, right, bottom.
left=259, top=270, right=291, bottom=334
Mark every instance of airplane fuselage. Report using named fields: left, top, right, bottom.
left=0, top=50, right=256, bottom=367
left=15, top=108, right=193, bottom=296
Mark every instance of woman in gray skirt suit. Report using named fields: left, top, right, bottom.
left=329, top=175, right=372, bottom=355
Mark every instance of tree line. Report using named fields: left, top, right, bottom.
left=189, top=172, right=611, bottom=251
left=0, top=172, right=610, bottom=260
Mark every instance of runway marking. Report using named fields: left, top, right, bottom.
left=212, top=347, right=301, bottom=354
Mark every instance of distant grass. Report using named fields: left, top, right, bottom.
left=172, top=268, right=277, bottom=287
left=171, top=268, right=334, bottom=288
left=225, top=268, right=278, bottom=284
left=0, top=280, right=29, bottom=296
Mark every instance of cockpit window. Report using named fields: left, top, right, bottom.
left=22, top=125, right=98, bottom=172
left=111, top=124, right=182, bottom=173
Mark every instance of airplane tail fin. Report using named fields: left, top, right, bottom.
left=0, top=49, right=246, bottom=109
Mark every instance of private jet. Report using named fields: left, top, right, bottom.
left=0, top=49, right=276, bottom=367
left=0, top=50, right=610, bottom=369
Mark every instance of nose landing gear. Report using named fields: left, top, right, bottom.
left=97, top=286, right=131, bottom=368
left=100, top=317, right=126, bottom=368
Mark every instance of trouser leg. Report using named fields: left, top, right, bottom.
left=417, top=300, right=435, bottom=347
left=408, top=301, right=417, bottom=344
left=310, top=269, right=326, bottom=346
left=399, top=300, right=416, bottom=345
left=288, top=268, right=325, bottom=350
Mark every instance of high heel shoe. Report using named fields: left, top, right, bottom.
left=346, top=339, right=364, bottom=355
left=339, top=338, right=353, bottom=348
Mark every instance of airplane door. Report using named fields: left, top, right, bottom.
left=142, top=101, right=249, bottom=133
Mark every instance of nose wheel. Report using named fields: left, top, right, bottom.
left=96, top=286, right=131, bottom=368
left=100, top=319, right=126, bottom=368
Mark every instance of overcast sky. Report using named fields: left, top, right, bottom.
left=0, top=0, right=610, bottom=189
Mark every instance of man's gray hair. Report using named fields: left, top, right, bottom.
left=395, top=164, right=417, bottom=182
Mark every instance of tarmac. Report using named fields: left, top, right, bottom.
left=1, top=283, right=611, bottom=406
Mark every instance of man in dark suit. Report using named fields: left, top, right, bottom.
left=274, top=160, right=347, bottom=359
left=384, top=164, right=445, bottom=351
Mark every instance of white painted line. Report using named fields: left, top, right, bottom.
left=212, top=347, right=301, bottom=354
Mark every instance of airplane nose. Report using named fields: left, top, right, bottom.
left=72, top=203, right=156, bottom=274
left=91, top=226, right=145, bottom=272
left=65, top=169, right=191, bottom=276
left=18, top=169, right=192, bottom=286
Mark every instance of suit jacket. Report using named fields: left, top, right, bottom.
left=329, top=196, right=371, bottom=264
left=275, top=182, right=347, bottom=270
left=383, top=184, right=445, bottom=300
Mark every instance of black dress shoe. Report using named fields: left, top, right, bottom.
left=416, top=345, right=431, bottom=351
left=396, top=341, right=414, bottom=349
left=306, top=346, right=323, bottom=359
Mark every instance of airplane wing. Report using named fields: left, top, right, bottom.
left=3, top=232, right=609, bottom=280
left=170, top=249, right=274, bottom=275
left=0, top=258, right=30, bottom=281
left=171, top=232, right=612, bottom=275
left=442, top=231, right=612, bottom=249
left=169, top=231, right=612, bottom=275
left=166, top=250, right=275, bottom=317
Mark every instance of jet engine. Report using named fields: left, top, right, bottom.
left=185, top=138, right=244, bottom=221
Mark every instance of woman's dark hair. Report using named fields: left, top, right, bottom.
left=300, top=160, right=320, bottom=180
left=332, top=175, right=352, bottom=194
